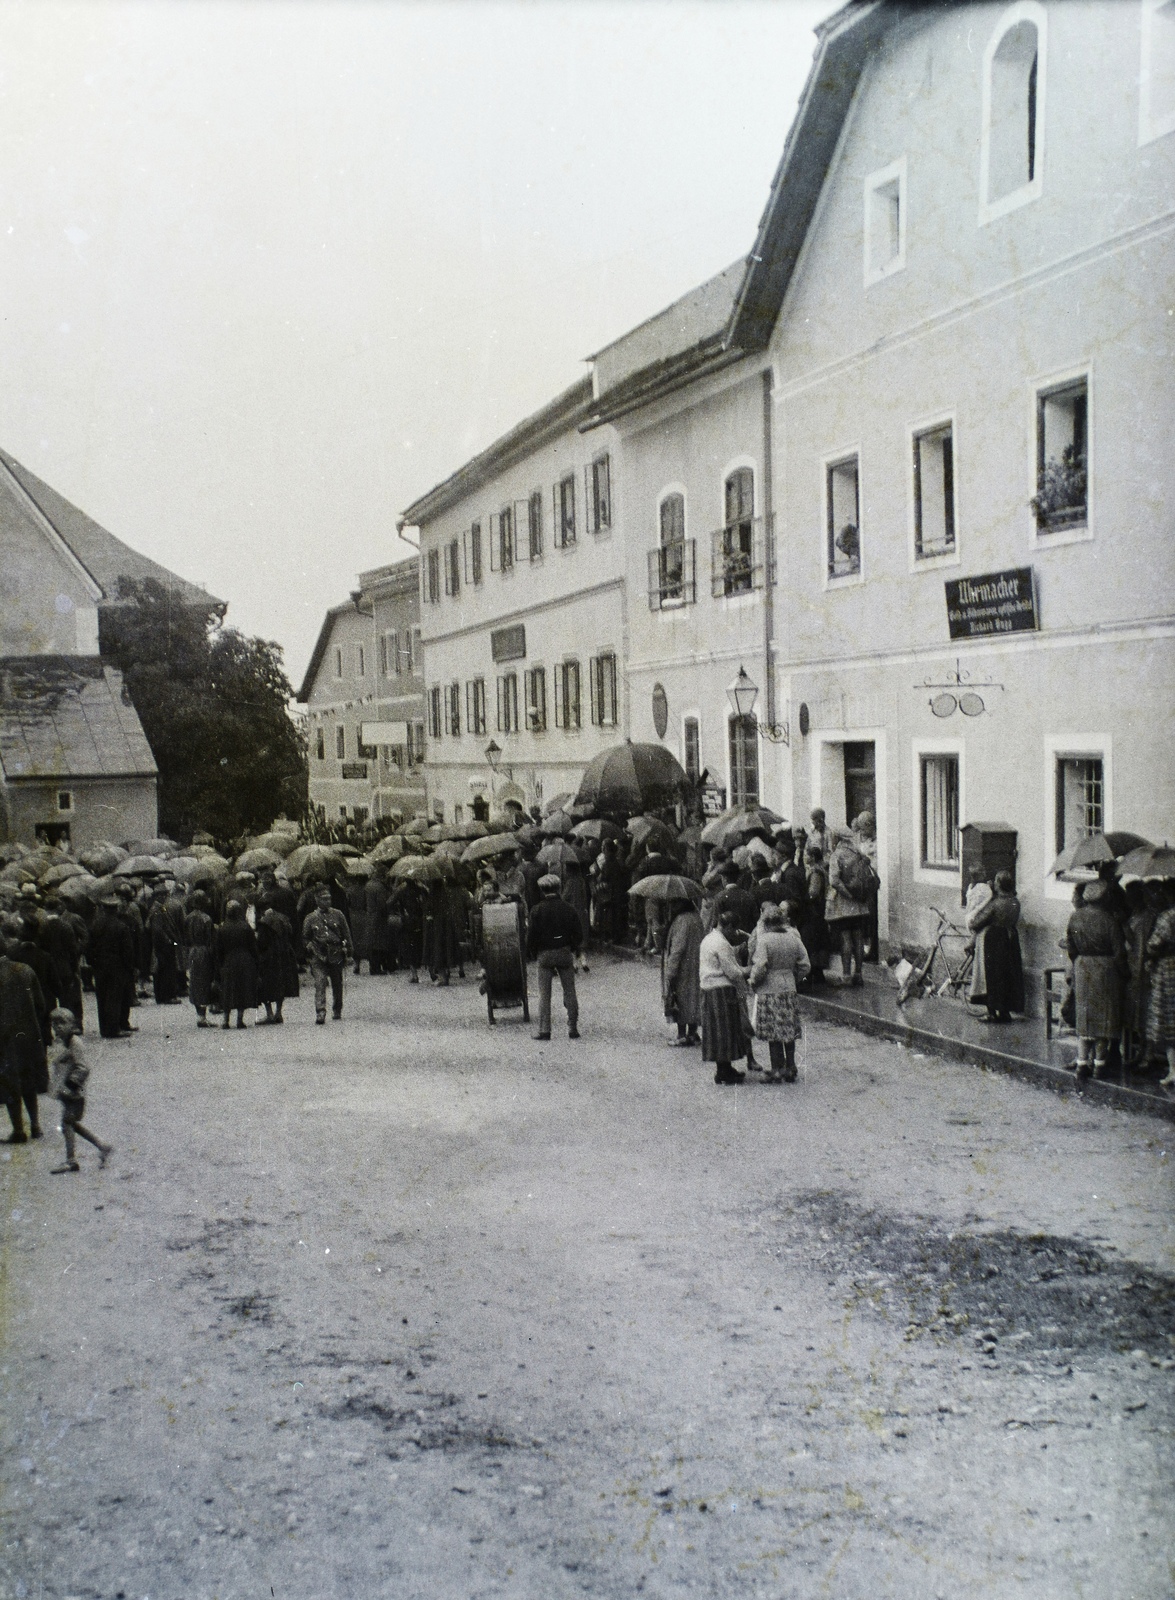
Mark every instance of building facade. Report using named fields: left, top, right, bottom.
left=298, top=558, right=426, bottom=825
left=401, top=382, right=625, bottom=822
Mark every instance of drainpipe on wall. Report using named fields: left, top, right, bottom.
left=761, top=366, right=776, bottom=737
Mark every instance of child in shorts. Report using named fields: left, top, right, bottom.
left=48, top=1007, right=113, bottom=1174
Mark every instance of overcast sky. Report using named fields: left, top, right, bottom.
left=0, top=0, right=835, bottom=684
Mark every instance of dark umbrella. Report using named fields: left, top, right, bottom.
left=574, top=742, right=688, bottom=816
left=462, top=833, right=521, bottom=863
left=390, top=853, right=449, bottom=884
left=543, top=792, right=576, bottom=817
left=626, top=816, right=678, bottom=853
left=1050, top=831, right=1151, bottom=882
left=701, top=805, right=785, bottom=849
left=627, top=874, right=703, bottom=905
left=537, top=840, right=580, bottom=870
left=1116, top=843, right=1175, bottom=882
left=539, top=810, right=575, bottom=837
left=569, top=819, right=624, bottom=845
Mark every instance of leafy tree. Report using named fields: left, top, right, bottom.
left=100, top=578, right=307, bottom=844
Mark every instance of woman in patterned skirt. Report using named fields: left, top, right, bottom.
left=699, top=911, right=752, bottom=1085
left=748, top=901, right=811, bottom=1082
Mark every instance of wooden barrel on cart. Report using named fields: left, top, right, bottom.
left=481, top=900, right=529, bottom=1024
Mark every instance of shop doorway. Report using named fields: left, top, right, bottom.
left=843, top=741, right=878, bottom=963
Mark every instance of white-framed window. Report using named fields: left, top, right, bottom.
left=489, top=507, right=514, bottom=572
left=463, top=521, right=484, bottom=586
left=1032, top=370, right=1089, bottom=540
left=728, top=716, right=759, bottom=808
left=824, top=451, right=862, bottom=583
left=466, top=677, right=487, bottom=736
left=556, top=474, right=577, bottom=548
left=333, top=646, right=343, bottom=678
left=554, top=659, right=581, bottom=731
left=913, top=743, right=962, bottom=875
left=527, top=490, right=543, bottom=561
left=979, top=2, right=1046, bottom=223
left=911, top=417, right=957, bottom=564
left=1140, top=0, right=1175, bottom=145
left=863, top=156, right=906, bottom=285
left=649, top=489, right=694, bottom=609
left=496, top=672, right=519, bottom=735
left=589, top=652, right=618, bottom=728
left=426, top=549, right=441, bottom=604
left=525, top=666, right=547, bottom=732
left=1043, top=734, right=1112, bottom=896
left=57, top=790, right=73, bottom=813
left=712, top=468, right=758, bottom=598
left=683, top=716, right=701, bottom=784
left=428, top=686, right=443, bottom=741
left=446, top=681, right=461, bottom=737
left=336, top=724, right=346, bottom=760
left=586, top=454, right=612, bottom=534
left=445, top=538, right=461, bottom=597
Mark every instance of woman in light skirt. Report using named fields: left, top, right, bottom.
left=748, top=902, right=811, bottom=1082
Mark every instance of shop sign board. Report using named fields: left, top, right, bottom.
left=945, top=567, right=1037, bottom=640
left=491, top=624, right=526, bottom=663
left=341, top=762, right=368, bottom=780
left=701, top=779, right=726, bottom=818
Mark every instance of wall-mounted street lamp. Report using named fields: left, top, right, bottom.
left=726, top=666, right=789, bottom=745
left=484, top=739, right=502, bottom=772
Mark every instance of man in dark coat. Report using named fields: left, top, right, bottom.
left=0, top=944, right=48, bottom=1141
left=38, top=897, right=84, bottom=1028
left=526, top=875, right=582, bottom=1041
left=713, top=863, right=758, bottom=938
left=364, top=871, right=390, bottom=975
left=88, top=896, right=139, bottom=1038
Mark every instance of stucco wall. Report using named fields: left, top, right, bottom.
left=2, top=775, right=157, bottom=851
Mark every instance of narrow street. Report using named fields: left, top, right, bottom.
left=2, top=958, right=1172, bottom=1600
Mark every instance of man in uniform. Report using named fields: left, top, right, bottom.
left=302, top=886, right=353, bottom=1024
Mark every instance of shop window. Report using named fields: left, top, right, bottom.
left=921, top=754, right=960, bottom=867
left=589, top=652, right=618, bottom=728
left=728, top=715, right=759, bottom=808
left=554, top=659, right=581, bottom=731
left=864, top=158, right=906, bottom=285
left=1055, top=756, right=1103, bottom=854
left=496, top=672, right=519, bottom=735
left=913, top=422, right=956, bottom=558
left=1141, top=0, right=1175, bottom=144
left=556, top=474, right=577, bottom=547
left=526, top=666, right=547, bottom=732
left=683, top=717, right=701, bottom=784
left=587, top=454, right=612, bottom=534
left=826, top=455, right=861, bottom=578
left=981, top=5, right=1044, bottom=217
left=528, top=491, right=543, bottom=560
left=445, top=539, right=461, bottom=597
left=336, top=725, right=346, bottom=760
left=466, top=677, right=487, bottom=736
left=1033, top=377, right=1087, bottom=532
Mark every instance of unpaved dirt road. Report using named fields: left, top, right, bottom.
left=2, top=957, right=1172, bottom=1599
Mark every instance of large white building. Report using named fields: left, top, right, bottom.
left=403, top=0, right=1175, bottom=995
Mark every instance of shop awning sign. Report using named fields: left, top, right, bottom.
left=945, top=568, right=1038, bottom=640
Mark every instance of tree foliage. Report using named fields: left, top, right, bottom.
left=100, top=579, right=307, bottom=844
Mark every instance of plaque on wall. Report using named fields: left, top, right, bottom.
left=945, top=568, right=1038, bottom=640
left=341, top=762, right=368, bottom=780
left=491, top=624, right=527, bottom=662
left=651, top=683, right=668, bottom=739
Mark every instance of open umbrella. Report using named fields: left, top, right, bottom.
left=627, top=874, right=704, bottom=905
left=627, top=816, right=678, bottom=853
left=56, top=872, right=102, bottom=903
left=185, top=856, right=232, bottom=886
left=701, top=805, right=784, bottom=849
left=235, top=847, right=282, bottom=872
left=38, top=861, right=87, bottom=888
left=1050, top=831, right=1150, bottom=881
left=249, top=831, right=300, bottom=858
left=733, top=838, right=780, bottom=869
left=570, top=818, right=624, bottom=845
left=1116, top=843, right=1175, bottom=882
left=574, top=742, right=688, bottom=816
left=0, top=843, right=29, bottom=866
left=113, top=854, right=168, bottom=877
left=78, top=841, right=127, bottom=875
left=403, top=815, right=432, bottom=837
left=345, top=856, right=375, bottom=878
left=369, top=834, right=405, bottom=864
left=539, top=810, right=575, bottom=837
left=185, top=843, right=225, bottom=861
left=126, top=838, right=179, bottom=859
left=449, top=820, right=488, bottom=841
left=424, top=824, right=447, bottom=844
left=285, top=844, right=342, bottom=881
left=537, top=839, right=580, bottom=870
left=514, top=823, right=542, bottom=846
left=434, top=839, right=468, bottom=860
left=390, top=853, right=448, bottom=884
left=462, top=833, right=520, bottom=864
left=0, top=861, right=38, bottom=887
left=542, top=792, right=576, bottom=817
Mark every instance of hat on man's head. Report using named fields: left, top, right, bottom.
left=760, top=902, right=785, bottom=926
left=538, top=874, right=561, bottom=892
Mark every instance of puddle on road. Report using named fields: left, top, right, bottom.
left=769, top=1191, right=1175, bottom=1363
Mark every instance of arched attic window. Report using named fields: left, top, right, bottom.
left=980, top=3, right=1046, bottom=221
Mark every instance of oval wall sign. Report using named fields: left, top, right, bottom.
left=651, top=683, right=669, bottom=740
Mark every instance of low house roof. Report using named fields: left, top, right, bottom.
left=0, top=448, right=225, bottom=613
left=0, top=657, right=158, bottom=781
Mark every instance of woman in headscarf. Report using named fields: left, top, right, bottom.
left=256, top=905, right=299, bottom=1025
left=213, top=901, right=259, bottom=1030
left=967, top=870, right=1024, bottom=1023
left=748, top=901, right=810, bottom=1082
left=1064, top=881, right=1126, bottom=1082
left=662, top=897, right=702, bottom=1046
left=184, top=891, right=215, bottom=1028
left=825, top=828, right=869, bottom=986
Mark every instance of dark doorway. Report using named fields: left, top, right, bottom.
left=35, top=822, right=71, bottom=847
left=843, top=740, right=878, bottom=963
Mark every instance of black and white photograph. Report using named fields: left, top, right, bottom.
left=0, top=1, right=1173, bottom=1595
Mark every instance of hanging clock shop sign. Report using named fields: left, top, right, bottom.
left=651, top=683, right=669, bottom=740
left=945, top=567, right=1038, bottom=640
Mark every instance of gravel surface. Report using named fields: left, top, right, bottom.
left=1, top=956, right=1172, bottom=1599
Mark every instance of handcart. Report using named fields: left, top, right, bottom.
left=481, top=899, right=529, bottom=1025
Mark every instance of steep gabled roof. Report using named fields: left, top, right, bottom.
left=0, top=448, right=225, bottom=614
left=0, top=657, right=157, bottom=781
left=297, top=602, right=355, bottom=705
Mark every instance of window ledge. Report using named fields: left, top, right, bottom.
left=914, top=862, right=960, bottom=887
left=823, top=570, right=865, bottom=592
left=1032, top=520, right=1091, bottom=551
left=910, top=547, right=961, bottom=573
left=979, top=178, right=1042, bottom=227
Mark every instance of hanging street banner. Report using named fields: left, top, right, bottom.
left=945, top=567, right=1038, bottom=641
